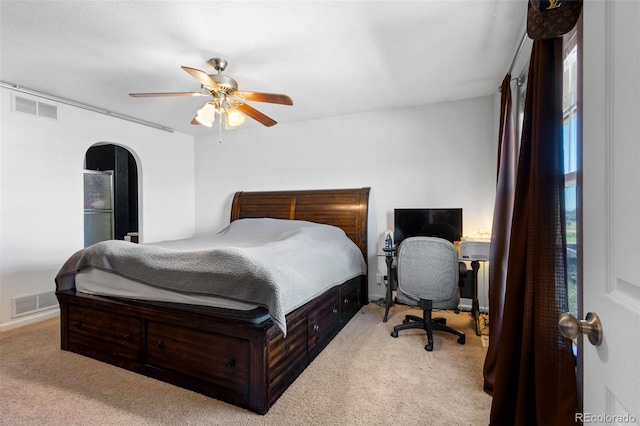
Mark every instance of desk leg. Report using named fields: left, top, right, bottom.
left=383, top=255, right=393, bottom=322
left=471, top=260, right=481, bottom=336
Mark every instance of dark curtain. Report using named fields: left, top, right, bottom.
left=489, top=38, right=580, bottom=425
left=483, top=74, right=518, bottom=395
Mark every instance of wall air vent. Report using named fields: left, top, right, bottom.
left=11, top=291, right=59, bottom=318
left=38, top=102, right=58, bottom=120
left=14, top=95, right=37, bottom=115
left=13, top=94, right=58, bottom=121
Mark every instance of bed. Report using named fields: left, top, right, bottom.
left=55, top=187, right=370, bottom=414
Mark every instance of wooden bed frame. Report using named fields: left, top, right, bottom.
left=56, top=187, right=370, bottom=414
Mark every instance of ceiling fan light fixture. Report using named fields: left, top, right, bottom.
left=195, top=102, right=216, bottom=127
left=226, top=108, right=245, bottom=127
left=194, top=116, right=213, bottom=127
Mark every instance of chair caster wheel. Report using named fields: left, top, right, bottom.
left=457, top=336, right=466, bottom=345
left=391, top=331, right=398, bottom=338
left=454, top=308, right=460, bottom=314
left=425, top=342, right=434, bottom=351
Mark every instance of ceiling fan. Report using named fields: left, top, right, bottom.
left=129, top=58, right=293, bottom=128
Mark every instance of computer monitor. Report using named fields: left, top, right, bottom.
left=393, top=208, right=463, bottom=246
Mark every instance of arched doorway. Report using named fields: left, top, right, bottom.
left=84, top=144, right=139, bottom=246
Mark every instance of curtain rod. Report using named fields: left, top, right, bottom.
left=498, top=30, right=528, bottom=92
left=508, top=30, right=528, bottom=76
left=0, top=81, right=174, bottom=133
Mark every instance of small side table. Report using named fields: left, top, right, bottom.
left=382, top=246, right=396, bottom=322
left=468, top=259, right=488, bottom=336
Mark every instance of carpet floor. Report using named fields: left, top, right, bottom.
left=0, top=303, right=491, bottom=425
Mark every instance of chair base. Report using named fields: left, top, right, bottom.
left=391, top=309, right=466, bottom=351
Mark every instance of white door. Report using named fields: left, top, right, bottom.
left=582, top=0, right=640, bottom=421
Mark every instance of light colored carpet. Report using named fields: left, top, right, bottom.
left=0, top=303, right=491, bottom=426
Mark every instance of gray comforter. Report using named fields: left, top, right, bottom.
left=55, top=218, right=367, bottom=335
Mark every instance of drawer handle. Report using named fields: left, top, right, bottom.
left=313, top=324, right=320, bottom=332
left=73, top=320, right=82, bottom=329
left=343, top=298, right=350, bottom=304
left=332, top=308, right=338, bottom=315
left=123, top=334, right=132, bottom=342
left=225, top=359, right=236, bottom=369
left=153, top=341, right=164, bottom=349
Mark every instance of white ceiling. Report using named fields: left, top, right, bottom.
left=0, top=1, right=527, bottom=136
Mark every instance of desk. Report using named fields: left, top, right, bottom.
left=380, top=248, right=487, bottom=333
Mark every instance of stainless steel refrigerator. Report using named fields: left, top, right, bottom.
left=84, top=170, right=114, bottom=247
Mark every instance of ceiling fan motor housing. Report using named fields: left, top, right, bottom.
left=207, top=74, right=238, bottom=93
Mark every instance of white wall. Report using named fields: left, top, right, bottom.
left=0, top=88, right=196, bottom=330
left=0, top=90, right=498, bottom=331
left=194, top=96, right=497, bottom=303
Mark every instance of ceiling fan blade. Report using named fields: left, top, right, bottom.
left=129, top=92, right=207, bottom=98
left=236, top=91, right=293, bottom=105
left=182, top=66, right=220, bottom=90
left=237, top=103, right=277, bottom=127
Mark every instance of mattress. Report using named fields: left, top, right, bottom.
left=76, top=269, right=260, bottom=311
left=59, top=218, right=367, bottom=335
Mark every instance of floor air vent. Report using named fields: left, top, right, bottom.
left=11, top=291, right=59, bottom=318
left=13, top=95, right=58, bottom=121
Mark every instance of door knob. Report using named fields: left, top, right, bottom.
left=558, top=312, right=603, bottom=346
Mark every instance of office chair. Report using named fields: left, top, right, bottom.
left=390, top=236, right=466, bottom=351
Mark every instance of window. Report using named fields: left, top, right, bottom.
left=563, top=28, right=579, bottom=316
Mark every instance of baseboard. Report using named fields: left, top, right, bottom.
left=459, top=298, right=489, bottom=313
left=0, top=308, right=60, bottom=333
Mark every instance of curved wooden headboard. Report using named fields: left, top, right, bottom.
left=230, top=187, right=370, bottom=263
